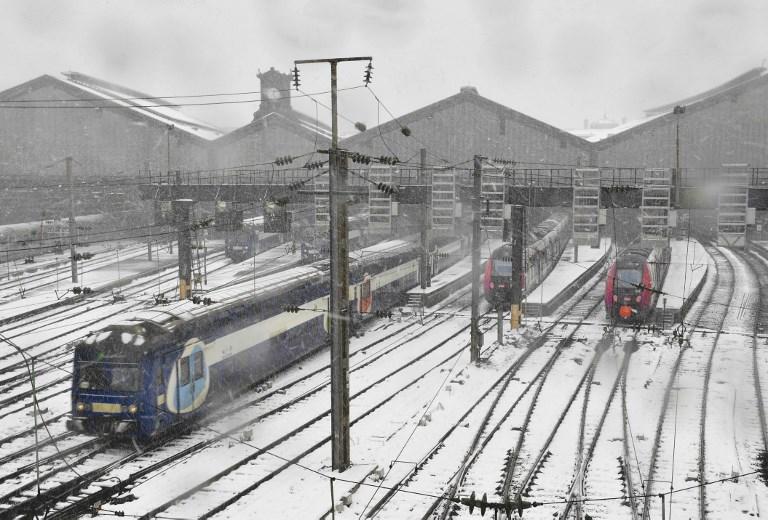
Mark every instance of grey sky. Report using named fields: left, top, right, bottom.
left=3, top=0, right=768, bottom=135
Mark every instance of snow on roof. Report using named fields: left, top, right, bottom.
left=644, top=67, right=768, bottom=117
left=59, top=72, right=224, bottom=141
left=254, top=110, right=335, bottom=140
left=568, top=112, right=666, bottom=143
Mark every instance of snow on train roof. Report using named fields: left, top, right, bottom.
left=59, top=72, right=224, bottom=141
left=118, top=238, right=417, bottom=332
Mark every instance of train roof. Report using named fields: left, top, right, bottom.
left=105, top=237, right=418, bottom=337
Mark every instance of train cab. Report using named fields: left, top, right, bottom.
left=483, top=245, right=518, bottom=304
left=68, top=321, right=170, bottom=438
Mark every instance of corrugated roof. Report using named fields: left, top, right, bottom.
left=591, top=67, right=768, bottom=147
left=59, top=71, right=225, bottom=141
left=644, top=67, right=767, bottom=117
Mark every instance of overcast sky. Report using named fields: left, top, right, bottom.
left=3, top=0, right=768, bottom=135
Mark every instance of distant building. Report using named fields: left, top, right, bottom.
left=342, top=85, right=593, bottom=167
left=212, top=67, right=331, bottom=169
left=0, top=71, right=222, bottom=178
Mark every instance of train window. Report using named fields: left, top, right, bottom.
left=617, top=269, right=642, bottom=288
left=110, top=366, right=140, bottom=392
left=179, top=357, right=190, bottom=386
left=193, top=352, right=204, bottom=380
left=154, top=364, right=163, bottom=388
left=492, top=259, right=513, bottom=277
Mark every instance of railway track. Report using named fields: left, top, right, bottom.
left=351, top=259, right=609, bottom=519
left=0, top=287, right=475, bottom=518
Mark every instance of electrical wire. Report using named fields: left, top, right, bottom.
left=0, top=85, right=366, bottom=110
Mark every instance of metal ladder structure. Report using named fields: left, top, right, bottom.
left=368, top=167, right=393, bottom=233
left=431, top=170, right=456, bottom=232
left=313, top=171, right=330, bottom=243
left=480, top=169, right=505, bottom=236
left=407, top=292, right=424, bottom=321
left=640, top=168, right=672, bottom=248
left=717, top=163, right=749, bottom=248
left=572, top=168, right=601, bottom=246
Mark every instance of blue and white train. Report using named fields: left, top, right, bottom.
left=68, top=238, right=461, bottom=439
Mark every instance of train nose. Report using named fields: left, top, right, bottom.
left=618, top=305, right=633, bottom=320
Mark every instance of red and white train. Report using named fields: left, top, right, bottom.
left=604, top=247, right=670, bottom=322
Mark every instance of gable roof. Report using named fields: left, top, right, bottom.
left=342, top=87, right=592, bottom=150
left=215, top=107, right=332, bottom=146
left=644, top=67, right=767, bottom=117
left=0, top=72, right=224, bottom=141
left=594, top=67, right=768, bottom=149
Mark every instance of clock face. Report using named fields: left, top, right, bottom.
left=265, top=87, right=281, bottom=101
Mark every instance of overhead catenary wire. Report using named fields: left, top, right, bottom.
left=0, top=85, right=367, bottom=110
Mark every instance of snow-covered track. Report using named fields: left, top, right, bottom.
left=7, top=290, right=473, bottom=518
left=359, top=260, right=609, bottom=519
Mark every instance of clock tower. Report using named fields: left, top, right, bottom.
left=257, top=67, right=291, bottom=114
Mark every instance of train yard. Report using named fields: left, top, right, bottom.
left=0, top=227, right=764, bottom=520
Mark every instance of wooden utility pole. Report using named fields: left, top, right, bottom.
left=470, top=155, right=485, bottom=362
left=294, top=56, right=371, bottom=472
left=66, top=157, right=77, bottom=283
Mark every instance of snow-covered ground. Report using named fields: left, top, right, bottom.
left=2, top=242, right=767, bottom=519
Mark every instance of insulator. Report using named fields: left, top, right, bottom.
left=355, top=122, right=367, bottom=132
left=363, top=61, right=373, bottom=86
left=400, top=126, right=411, bottom=137
left=291, top=66, right=300, bottom=90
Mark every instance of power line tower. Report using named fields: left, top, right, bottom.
left=293, top=56, right=371, bottom=472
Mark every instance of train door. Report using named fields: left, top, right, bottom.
left=359, top=274, right=372, bottom=314
left=166, top=340, right=209, bottom=416
left=174, top=355, right=191, bottom=417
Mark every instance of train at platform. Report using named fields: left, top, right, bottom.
left=604, top=246, right=670, bottom=322
left=68, top=237, right=461, bottom=440
left=483, top=213, right=571, bottom=304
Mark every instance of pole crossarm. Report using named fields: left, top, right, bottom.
left=295, top=56, right=372, bottom=64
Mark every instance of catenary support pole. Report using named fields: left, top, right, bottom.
left=66, top=157, right=77, bottom=283
left=470, top=155, right=485, bottom=362
left=509, top=204, right=525, bottom=329
left=420, top=148, right=430, bottom=289
left=173, top=199, right=193, bottom=300
left=295, top=56, right=370, bottom=471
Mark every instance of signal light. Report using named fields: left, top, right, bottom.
left=363, top=61, right=373, bottom=86
left=292, top=66, right=300, bottom=91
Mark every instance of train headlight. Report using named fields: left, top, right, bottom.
left=128, top=403, right=138, bottom=414
left=76, top=402, right=86, bottom=412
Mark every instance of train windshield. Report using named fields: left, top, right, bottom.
left=74, top=328, right=146, bottom=392
left=492, top=259, right=513, bottom=277
left=616, top=269, right=642, bottom=289
left=76, top=362, right=140, bottom=392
